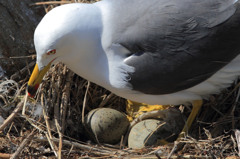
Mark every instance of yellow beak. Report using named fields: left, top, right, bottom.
left=27, top=63, right=51, bottom=97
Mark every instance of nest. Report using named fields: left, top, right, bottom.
left=1, top=0, right=240, bottom=158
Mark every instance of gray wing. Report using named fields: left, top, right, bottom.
left=106, top=0, right=240, bottom=94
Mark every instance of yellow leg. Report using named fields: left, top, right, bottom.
left=178, top=100, right=203, bottom=139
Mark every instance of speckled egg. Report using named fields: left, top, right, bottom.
left=128, top=119, right=182, bottom=149
left=128, top=108, right=185, bottom=149
left=84, top=108, right=130, bottom=144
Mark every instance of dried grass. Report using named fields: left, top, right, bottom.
left=1, top=0, right=240, bottom=158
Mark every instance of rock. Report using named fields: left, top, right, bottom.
left=0, top=0, right=44, bottom=77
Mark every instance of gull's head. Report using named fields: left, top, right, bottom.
left=27, top=4, right=81, bottom=97
left=27, top=3, right=102, bottom=97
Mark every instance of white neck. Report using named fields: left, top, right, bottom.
left=58, top=3, right=110, bottom=88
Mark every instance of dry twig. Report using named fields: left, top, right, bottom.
left=0, top=100, right=24, bottom=132
left=10, top=130, right=37, bottom=159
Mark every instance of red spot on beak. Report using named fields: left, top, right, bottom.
left=28, top=92, right=34, bottom=98
left=27, top=84, right=40, bottom=98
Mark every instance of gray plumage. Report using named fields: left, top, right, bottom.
left=103, top=0, right=240, bottom=94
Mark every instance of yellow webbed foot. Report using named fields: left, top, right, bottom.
left=126, top=100, right=170, bottom=121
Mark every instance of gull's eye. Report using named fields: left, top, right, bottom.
left=46, top=49, right=56, bottom=55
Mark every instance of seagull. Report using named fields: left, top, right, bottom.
left=27, top=0, right=240, bottom=140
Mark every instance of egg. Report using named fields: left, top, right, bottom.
left=84, top=108, right=130, bottom=144
left=128, top=108, right=185, bottom=149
